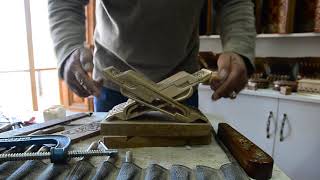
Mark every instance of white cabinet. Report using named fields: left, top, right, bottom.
left=199, top=86, right=278, bottom=156
left=199, top=85, right=320, bottom=179
left=273, top=100, right=320, bottom=180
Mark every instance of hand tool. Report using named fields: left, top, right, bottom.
left=92, top=140, right=118, bottom=180
left=220, top=163, right=249, bottom=180
left=66, top=141, right=99, bottom=180
left=125, top=151, right=132, bottom=163
left=0, top=123, right=13, bottom=133
left=0, top=126, right=66, bottom=179
left=7, top=146, right=49, bottom=180
left=37, top=161, right=70, bottom=180
left=0, top=117, right=24, bottom=133
left=0, top=135, right=118, bottom=164
left=195, top=165, right=224, bottom=180
left=170, top=165, right=191, bottom=180
left=0, top=145, right=39, bottom=179
left=116, top=151, right=141, bottom=180
left=30, top=125, right=65, bottom=135
left=145, top=164, right=168, bottom=180
left=102, top=67, right=216, bottom=123
left=0, top=112, right=11, bottom=132
left=0, top=113, right=91, bottom=138
left=11, top=122, right=23, bottom=130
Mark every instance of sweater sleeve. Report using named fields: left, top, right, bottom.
left=220, top=0, right=256, bottom=74
left=48, top=0, right=89, bottom=78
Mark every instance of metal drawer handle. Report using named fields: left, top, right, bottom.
left=266, top=111, right=273, bottom=139
left=280, top=114, right=287, bottom=142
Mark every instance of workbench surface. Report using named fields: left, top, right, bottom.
left=72, top=113, right=290, bottom=180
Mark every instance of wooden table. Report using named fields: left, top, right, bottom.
left=71, top=113, right=290, bottom=180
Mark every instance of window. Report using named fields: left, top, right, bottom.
left=0, top=0, right=60, bottom=112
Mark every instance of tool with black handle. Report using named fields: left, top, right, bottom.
left=0, top=113, right=90, bottom=138
left=66, top=141, right=99, bottom=180
left=7, top=146, right=49, bottom=180
left=92, top=141, right=118, bottom=180
left=0, top=126, right=66, bottom=180
left=0, top=135, right=118, bottom=164
left=116, top=151, right=141, bottom=180
left=0, top=145, right=39, bottom=179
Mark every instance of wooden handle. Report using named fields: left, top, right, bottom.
left=29, top=126, right=65, bottom=135
left=217, top=123, right=274, bottom=180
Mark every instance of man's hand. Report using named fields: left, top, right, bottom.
left=63, top=47, right=102, bottom=97
left=210, top=52, right=248, bottom=100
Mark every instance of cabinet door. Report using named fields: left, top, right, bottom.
left=274, top=99, right=320, bottom=180
left=199, top=86, right=279, bottom=156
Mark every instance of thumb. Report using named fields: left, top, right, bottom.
left=79, top=47, right=94, bottom=73
left=217, top=53, right=231, bottom=82
left=210, top=53, right=231, bottom=91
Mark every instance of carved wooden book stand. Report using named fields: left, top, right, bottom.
left=102, top=67, right=215, bottom=123
left=100, top=67, right=217, bottom=140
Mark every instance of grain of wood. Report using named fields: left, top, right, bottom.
left=103, top=134, right=212, bottom=148
left=101, top=120, right=212, bottom=137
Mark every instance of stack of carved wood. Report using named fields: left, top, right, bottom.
left=100, top=67, right=216, bottom=148
left=101, top=113, right=213, bottom=148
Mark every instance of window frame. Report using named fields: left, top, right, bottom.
left=1, top=0, right=95, bottom=111
left=0, top=0, right=58, bottom=111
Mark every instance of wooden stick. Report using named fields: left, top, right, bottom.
left=217, top=123, right=273, bottom=180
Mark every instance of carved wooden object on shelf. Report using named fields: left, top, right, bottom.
left=247, top=78, right=270, bottom=90
left=273, top=80, right=298, bottom=92
left=298, top=79, right=320, bottom=93
left=295, top=0, right=320, bottom=32
left=263, top=0, right=296, bottom=33
left=280, top=86, right=292, bottom=95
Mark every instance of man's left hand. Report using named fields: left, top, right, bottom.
left=210, top=52, right=248, bottom=100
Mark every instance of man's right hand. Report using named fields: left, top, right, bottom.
left=63, top=47, right=102, bottom=97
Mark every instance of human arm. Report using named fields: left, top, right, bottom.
left=211, top=0, right=256, bottom=100
left=48, top=0, right=100, bottom=97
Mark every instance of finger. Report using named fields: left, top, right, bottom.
left=80, top=47, right=93, bottom=73
left=212, top=69, right=240, bottom=100
left=69, top=83, right=91, bottom=97
left=74, top=71, right=101, bottom=97
left=211, top=54, right=232, bottom=99
left=217, top=54, right=231, bottom=81
left=94, top=78, right=104, bottom=88
left=211, top=57, right=230, bottom=91
left=63, top=51, right=91, bottom=97
left=234, top=81, right=246, bottom=94
left=210, top=55, right=231, bottom=91
left=65, top=73, right=91, bottom=97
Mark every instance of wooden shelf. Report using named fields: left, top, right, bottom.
left=199, top=84, right=320, bottom=104
left=200, top=33, right=320, bottom=39
left=200, top=33, right=320, bottom=57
